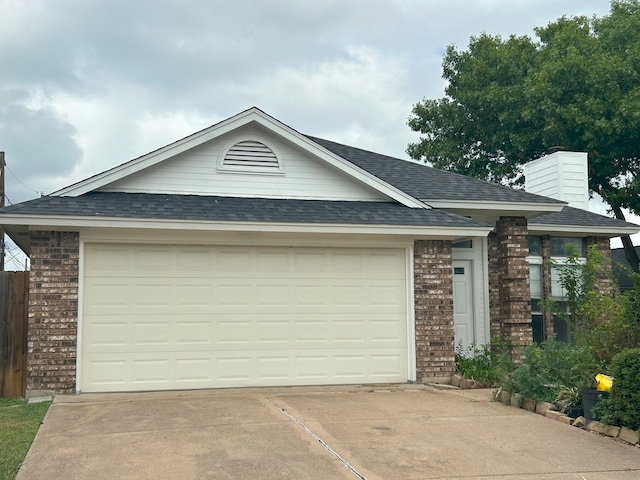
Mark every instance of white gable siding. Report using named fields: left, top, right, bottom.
left=100, top=125, right=388, bottom=201
left=524, top=151, right=589, bottom=210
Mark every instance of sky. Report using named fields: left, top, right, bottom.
left=1, top=0, right=635, bottom=269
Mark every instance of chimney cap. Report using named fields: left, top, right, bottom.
left=547, top=146, right=566, bottom=154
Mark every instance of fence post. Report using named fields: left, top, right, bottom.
left=0, top=272, right=28, bottom=398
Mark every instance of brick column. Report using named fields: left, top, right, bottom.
left=586, top=236, right=614, bottom=295
left=28, top=231, right=79, bottom=395
left=414, top=240, right=454, bottom=382
left=488, top=232, right=501, bottom=339
left=488, top=217, right=532, bottom=359
left=541, top=236, right=554, bottom=340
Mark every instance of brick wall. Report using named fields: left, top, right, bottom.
left=28, top=231, right=79, bottom=394
left=541, top=236, right=554, bottom=340
left=587, top=236, right=614, bottom=295
left=488, top=217, right=532, bottom=358
left=414, top=239, right=454, bottom=382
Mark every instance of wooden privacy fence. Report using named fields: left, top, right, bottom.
left=0, top=271, right=28, bottom=398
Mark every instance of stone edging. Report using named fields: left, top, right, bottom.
left=492, top=388, right=640, bottom=447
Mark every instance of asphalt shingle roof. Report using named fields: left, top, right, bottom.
left=529, top=206, right=636, bottom=229
left=3, top=192, right=489, bottom=228
left=307, top=136, right=565, bottom=205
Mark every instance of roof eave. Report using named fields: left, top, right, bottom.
left=422, top=199, right=566, bottom=217
left=0, top=214, right=493, bottom=239
left=527, top=224, right=640, bottom=237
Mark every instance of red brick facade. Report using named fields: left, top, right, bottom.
left=413, top=239, right=455, bottom=381
left=488, top=217, right=532, bottom=358
left=22, top=229, right=615, bottom=393
left=27, top=231, right=79, bottom=394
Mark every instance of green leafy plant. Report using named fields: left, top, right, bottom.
left=547, top=246, right=640, bottom=363
left=593, top=348, right=640, bottom=430
left=455, top=340, right=514, bottom=387
left=554, top=386, right=582, bottom=416
left=502, top=338, right=601, bottom=402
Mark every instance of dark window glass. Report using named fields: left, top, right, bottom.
left=553, top=315, right=573, bottom=343
left=550, top=237, right=585, bottom=256
left=452, top=240, right=472, bottom=249
left=527, top=236, right=542, bottom=256
left=531, top=298, right=542, bottom=313
left=532, top=314, right=545, bottom=343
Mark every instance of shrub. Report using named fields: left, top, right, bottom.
left=455, top=340, right=513, bottom=387
left=549, top=246, right=640, bottom=363
left=594, top=348, right=640, bottom=430
left=502, top=338, right=601, bottom=402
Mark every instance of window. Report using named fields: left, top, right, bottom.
left=527, top=236, right=542, bottom=256
left=528, top=256, right=545, bottom=343
left=550, top=237, right=585, bottom=257
left=452, top=240, right=473, bottom=249
left=218, top=140, right=283, bottom=174
left=529, top=264, right=543, bottom=299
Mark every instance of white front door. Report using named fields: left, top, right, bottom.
left=453, top=260, right=475, bottom=354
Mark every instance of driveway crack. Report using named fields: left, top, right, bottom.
left=265, top=397, right=367, bottom=480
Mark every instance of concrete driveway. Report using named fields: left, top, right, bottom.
left=18, top=385, right=640, bottom=480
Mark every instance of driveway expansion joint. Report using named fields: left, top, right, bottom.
left=265, top=396, right=367, bottom=480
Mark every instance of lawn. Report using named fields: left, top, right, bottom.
left=0, top=398, right=50, bottom=480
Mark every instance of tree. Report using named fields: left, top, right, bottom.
left=408, top=0, right=640, bottom=271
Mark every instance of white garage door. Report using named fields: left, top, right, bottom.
left=80, top=243, right=409, bottom=392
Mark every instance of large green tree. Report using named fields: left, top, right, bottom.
left=408, top=0, right=640, bottom=271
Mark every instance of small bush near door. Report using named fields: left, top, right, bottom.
left=455, top=340, right=513, bottom=387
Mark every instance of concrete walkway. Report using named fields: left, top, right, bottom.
left=18, top=385, right=640, bottom=479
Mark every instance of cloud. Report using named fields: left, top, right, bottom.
left=0, top=88, right=82, bottom=202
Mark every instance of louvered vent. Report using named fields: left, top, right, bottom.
left=223, top=141, right=280, bottom=170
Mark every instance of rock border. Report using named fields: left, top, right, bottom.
left=493, top=388, right=640, bottom=447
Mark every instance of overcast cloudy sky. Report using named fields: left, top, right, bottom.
left=2, top=0, right=634, bottom=268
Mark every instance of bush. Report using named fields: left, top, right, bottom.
left=455, top=340, right=513, bottom=387
left=550, top=246, right=640, bottom=363
left=594, top=348, right=640, bottom=430
left=502, top=338, right=601, bottom=402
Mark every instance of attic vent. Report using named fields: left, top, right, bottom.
left=221, top=141, right=281, bottom=172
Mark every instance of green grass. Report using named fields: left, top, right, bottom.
left=0, top=398, right=50, bottom=480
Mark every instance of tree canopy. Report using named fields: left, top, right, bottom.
left=408, top=0, right=640, bottom=270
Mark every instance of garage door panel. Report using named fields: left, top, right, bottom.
left=81, top=243, right=409, bottom=392
left=83, top=312, right=406, bottom=354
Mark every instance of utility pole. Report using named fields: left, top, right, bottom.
left=0, top=151, right=4, bottom=271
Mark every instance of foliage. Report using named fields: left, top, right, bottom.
left=554, top=386, right=583, bottom=415
left=0, top=399, right=50, bottom=480
left=548, top=246, right=640, bottom=363
left=593, top=348, right=640, bottom=429
left=455, top=340, right=514, bottom=387
left=407, top=0, right=640, bottom=270
left=502, top=338, right=601, bottom=402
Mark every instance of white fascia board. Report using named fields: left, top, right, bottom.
left=9, top=214, right=492, bottom=238
left=52, top=108, right=427, bottom=209
left=423, top=199, right=566, bottom=213
left=528, top=224, right=640, bottom=236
